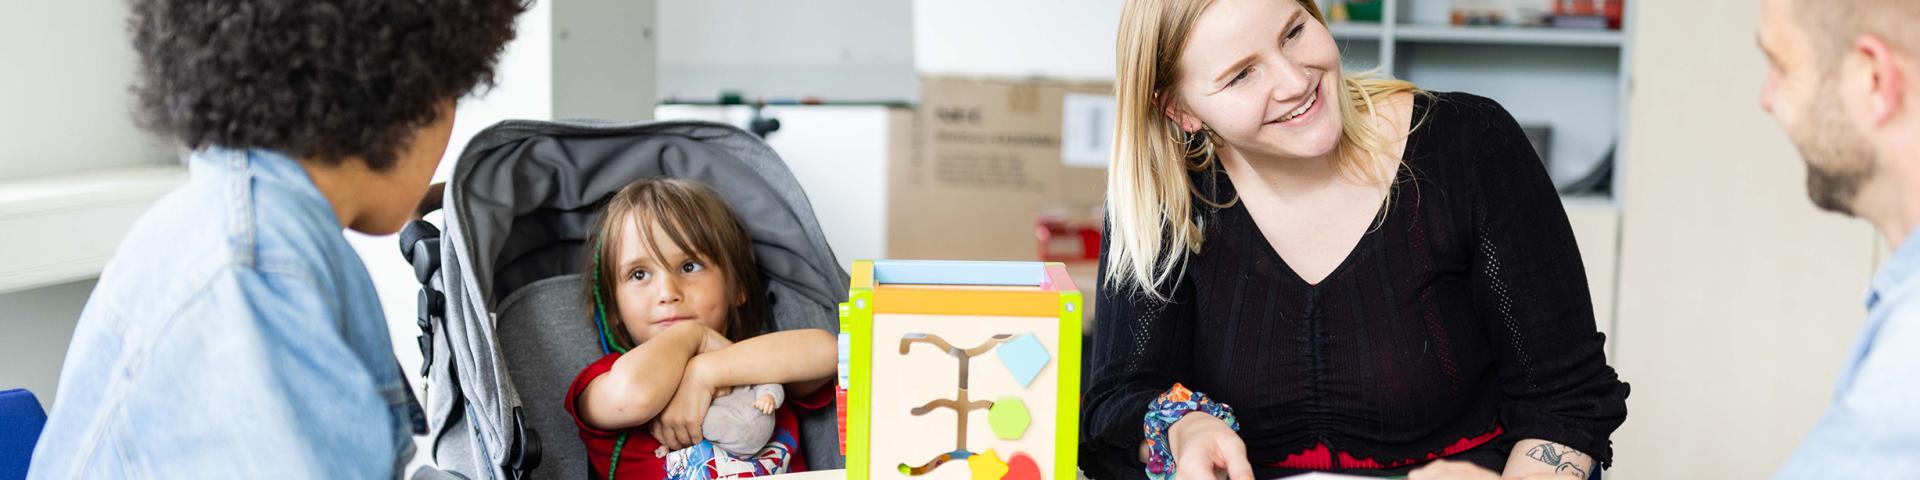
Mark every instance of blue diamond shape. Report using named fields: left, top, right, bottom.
left=996, top=334, right=1051, bottom=388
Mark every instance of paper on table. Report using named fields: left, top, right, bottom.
left=1276, top=472, right=1401, bottom=479
left=756, top=470, right=847, bottom=480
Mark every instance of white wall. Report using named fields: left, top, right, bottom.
left=555, top=0, right=657, bottom=120
left=1608, top=0, right=1879, bottom=477
left=0, top=2, right=171, bottom=411
left=0, top=3, right=171, bottom=181
left=443, top=0, right=555, bottom=182
left=0, top=280, right=94, bottom=410
left=657, top=0, right=916, bottom=102
left=912, top=0, right=1122, bottom=81
left=657, top=0, right=1120, bottom=100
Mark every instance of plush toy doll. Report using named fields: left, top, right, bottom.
left=656, top=384, right=788, bottom=480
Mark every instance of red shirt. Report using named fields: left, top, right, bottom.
left=566, top=353, right=834, bottom=480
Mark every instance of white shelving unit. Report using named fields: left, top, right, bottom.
left=1328, top=21, right=1386, bottom=39
left=1392, top=24, right=1622, bottom=47
left=1327, top=0, right=1633, bottom=204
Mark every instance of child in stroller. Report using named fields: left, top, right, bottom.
left=564, top=177, right=838, bottom=480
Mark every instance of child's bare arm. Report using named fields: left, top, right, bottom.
left=652, top=328, right=833, bottom=450
left=576, top=321, right=722, bottom=430
left=684, top=328, right=837, bottom=399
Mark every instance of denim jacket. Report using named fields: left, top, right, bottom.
left=30, top=148, right=419, bottom=479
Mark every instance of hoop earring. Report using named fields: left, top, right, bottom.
left=1169, top=123, right=1194, bottom=145
left=1170, top=123, right=1213, bottom=159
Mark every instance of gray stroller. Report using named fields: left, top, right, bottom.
left=399, top=119, right=850, bottom=480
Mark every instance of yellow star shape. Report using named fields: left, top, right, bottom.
left=968, top=449, right=1010, bottom=480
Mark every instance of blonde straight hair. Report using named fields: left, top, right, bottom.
left=1107, top=0, right=1424, bottom=298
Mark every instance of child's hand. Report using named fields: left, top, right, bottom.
left=654, top=445, right=670, bottom=458
left=754, top=394, right=777, bottom=414
left=651, top=362, right=718, bottom=450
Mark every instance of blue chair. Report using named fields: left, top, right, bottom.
left=0, top=389, right=48, bottom=480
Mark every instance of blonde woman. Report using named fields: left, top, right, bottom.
left=1078, top=0, right=1629, bottom=479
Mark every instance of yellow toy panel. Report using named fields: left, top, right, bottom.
left=840, top=260, right=1082, bottom=480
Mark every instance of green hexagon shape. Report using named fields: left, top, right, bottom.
left=988, top=396, right=1031, bottom=440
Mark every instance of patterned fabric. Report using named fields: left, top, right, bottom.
left=1142, top=383, right=1239, bottom=480
left=662, top=429, right=799, bottom=480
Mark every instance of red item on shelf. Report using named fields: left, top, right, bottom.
left=1553, top=0, right=1625, bottom=29
left=1036, top=219, right=1102, bottom=262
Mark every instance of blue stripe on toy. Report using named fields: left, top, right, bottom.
left=872, top=260, right=1046, bottom=286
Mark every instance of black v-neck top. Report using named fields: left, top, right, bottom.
left=1078, top=92, right=1629, bottom=479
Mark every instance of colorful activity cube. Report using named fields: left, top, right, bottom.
left=838, top=260, right=1083, bottom=480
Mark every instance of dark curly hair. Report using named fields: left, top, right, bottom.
left=129, top=0, right=527, bottom=170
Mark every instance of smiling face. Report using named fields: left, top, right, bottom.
left=1166, top=0, right=1345, bottom=161
left=1758, top=0, right=1879, bottom=216
left=610, top=217, right=742, bottom=345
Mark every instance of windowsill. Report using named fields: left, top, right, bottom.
left=0, top=164, right=187, bottom=294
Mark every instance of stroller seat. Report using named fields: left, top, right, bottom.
left=405, top=120, right=850, bottom=480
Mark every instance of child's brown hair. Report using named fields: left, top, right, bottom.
left=584, top=178, right=768, bottom=350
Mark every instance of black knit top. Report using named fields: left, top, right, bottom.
left=1078, top=92, right=1629, bottom=479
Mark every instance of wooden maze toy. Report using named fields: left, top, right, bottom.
left=837, top=260, right=1083, bottom=480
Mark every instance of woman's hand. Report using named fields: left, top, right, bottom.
left=1408, top=460, right=1502, bottom=480
left=1168, top=413, right=1254, bottom=480
left=651, top=356, right=719, bottom=450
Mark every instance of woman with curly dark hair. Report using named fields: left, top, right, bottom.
left=30, top=0, right=524, bottom=476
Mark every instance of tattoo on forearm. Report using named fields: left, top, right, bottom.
left=1525, top=443, right=1589, bottom=478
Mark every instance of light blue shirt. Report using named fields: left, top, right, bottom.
left=29, top=148, right=418, bottom=478
left=1776, top=226, right=1920, bottom=478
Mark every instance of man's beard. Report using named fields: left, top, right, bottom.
left=1793, top=98, right=1876, bottom=216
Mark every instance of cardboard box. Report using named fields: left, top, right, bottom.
left=886, top=76, right=1111, bottom=263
